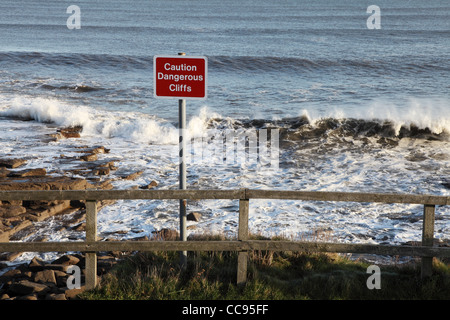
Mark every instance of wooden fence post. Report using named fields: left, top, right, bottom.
left=237, top=190, right=249, bottom=285
left=421, top=204, right=435, bottom=279
left=85, top=199, right=98, bottom=290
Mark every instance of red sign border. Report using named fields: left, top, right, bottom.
left=153, top=55, right=208, bottom=100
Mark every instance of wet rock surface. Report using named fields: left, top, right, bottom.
left=0, top=125, right=163, bottom=299
left=0, top=126, right=149, bottom=245
left=0, top=253, right=122, bottom=300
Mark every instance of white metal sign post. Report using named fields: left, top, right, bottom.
left=178, top=74, right=187, bottom=268
left=153, top=52, right=208, bottom=268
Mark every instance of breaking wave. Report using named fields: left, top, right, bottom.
left=0, top=95, right=448, bottom=145
left=209, top=99, right=450, bottom=142
left=0, top=95, right=218, bottom=145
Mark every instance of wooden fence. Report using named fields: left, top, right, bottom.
left=1, top=189, right=449, bottom=290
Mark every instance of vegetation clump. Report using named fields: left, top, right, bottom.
left=81, top=234, right=450, bottom=300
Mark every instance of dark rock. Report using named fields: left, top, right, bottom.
left=83, top=146, right=110, bottom=154
left=130, top=235, right=149, bottom=241
left=61, top=132, right=81, bottom=139
left=152, top=228, right=179, bottom=240
left=95, top=167, right=110, bottom=175
left=58, top=126, right=82, bottom=139
left=71, top=222, right=85, bottom=231
left=7, top=168, right=47, bottom=177
left=0, top=220, right=32, bottom=243
left=24, top=201, right=72, bottom=222
left=0, top=168, right=9, bottom=177
left=80, top=153, right=98, bottom=162
left=121, top=171, right=143, bottom=180
left=51, top=254, right=80, bottom=266
left=16, top=294, right=38, bottom=300
left=139, top=180, right=158, bottom=189
left=99, top=180, right=114, bottom=190
left=54, top=270, right=69, bottom=287
left=187, top=212, right=202, bottom=222
left=442, top=180, right=450, bottom=189
left=0, top=268, right=23, bottom=283
left=28, top=256, right=46, bottom=271
left=8, top=280, right=50, bottom=296
left=69, top=200, right=85, bottom=208
left=62, top=286, right=85, bottom=299
left=3, top=200, right=22, bottom=206
left=0, top=158, right=27, bottom=169
left=0, top=205, right=26, bottom=218
left=0, top=176, right=95, bottom=191
left=43, top=264, right=71, bottom=272
left=34, top=270, right=57, bottom=285
left=45, top=293, right=67, bottom=300
left=0, top=252, right=24, bottom=262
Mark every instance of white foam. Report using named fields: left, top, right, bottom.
left=0, top=94, right=449, bottom=267
left=0, top=95, right=224, bottom=144
left=0, top=96, right=92, bottom=128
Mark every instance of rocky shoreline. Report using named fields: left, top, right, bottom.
left=0, top=125, right=164, bottom=300
left=3, top=125, right=447, bottom=300
left=0, top=253, right=119, bottom=300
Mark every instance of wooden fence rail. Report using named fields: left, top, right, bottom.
left=1, top=189, right=449, bottom=289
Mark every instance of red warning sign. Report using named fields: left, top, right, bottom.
left=153, top=55, right=207, bottom=99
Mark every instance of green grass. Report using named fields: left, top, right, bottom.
left=81, top=235, right=450, bottom=300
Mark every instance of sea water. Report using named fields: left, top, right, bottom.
left=0, top=0, right=449, bottom=264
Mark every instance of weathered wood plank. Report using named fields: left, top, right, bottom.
left=246, top=190, right=450, bottom=205
left=0, top=241, right=449, bottom=257
left=85, top=200, right=98, bottom=290
left=238, top=199, right=249, bottom=241
left=85, top=200, right=97, bottom=243
left=85, top=252, right=97, bottom=290
left=237, top=198, right=249, bottom=285
left=0, top=241, right=244, bottom=252
left=1, top=187, right=449, bottom=286
left=1, top=189, right=448, bottom=205
left=0, top=189, right=245, bottom=201
left=421, top=205, right=435, bottom=279
left=244, top=240, right=450, bottom=257
left=237, top=252, right=248, bottom=285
